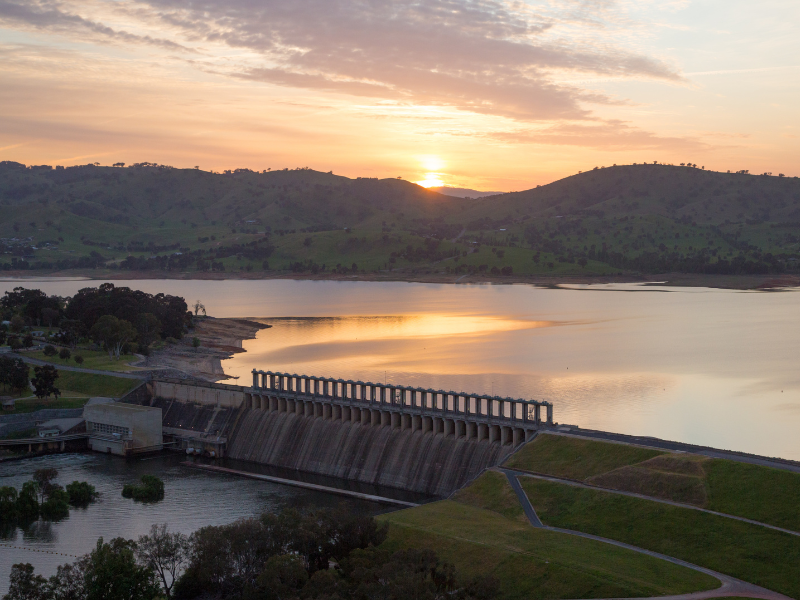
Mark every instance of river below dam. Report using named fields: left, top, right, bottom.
left=4, top=277, right=799, bottom=461
left=0, top=452, right=405, bottom=594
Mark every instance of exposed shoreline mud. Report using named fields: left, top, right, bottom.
left=138, top=317, right=269, bottom=382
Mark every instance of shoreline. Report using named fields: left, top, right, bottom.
left=138, top=317, right=270, bottom=382
left=2, top=269, right=799, bottom=290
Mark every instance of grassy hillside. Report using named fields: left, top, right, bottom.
left=2, top=160, right=799, bottom=277
left=380, top=474, right=718, bottom=599
left=507, top=433, right=800, bottom=531
left=522, top=478, right=800, bottom=598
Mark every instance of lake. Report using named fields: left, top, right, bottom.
left=3, top=277, right=798, bottom=461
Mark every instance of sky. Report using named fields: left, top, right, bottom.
left=0, top=0, right=798, bottom=191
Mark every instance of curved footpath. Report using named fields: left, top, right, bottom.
left=501, top=468, right=800, bottom=538
left=502, top=470, right=793, bottom=600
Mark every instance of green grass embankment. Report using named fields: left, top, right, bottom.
left=2, top=370, right=138, bottom=417
left=521, top=478, right=800, bottom=599
left=506, top=434, right=800, bottom=531
left=27, top=349, right=140, bottom=372
left=504, top=434, right=665, bottom=479
left=703, top=460, right=800, bottom=532
left=43, top=369, right=138, bottom=398
left=10, top=397, right=91, bottom=414
left=379, top=472, right=718, bottom=600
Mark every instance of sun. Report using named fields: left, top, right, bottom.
left=416, top=174, right=444, bottom=188
left=420, top=155, right=444, bottom=171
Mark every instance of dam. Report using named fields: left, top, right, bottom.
left=145, top=371, right=556, bottom=496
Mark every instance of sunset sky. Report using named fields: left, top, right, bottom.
left=1, top=0, right=798, bottom=191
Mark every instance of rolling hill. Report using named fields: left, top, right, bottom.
left=1, top=160, right=799, bottom=278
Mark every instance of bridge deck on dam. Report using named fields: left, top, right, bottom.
left=248, top=370, right=553, bottom=447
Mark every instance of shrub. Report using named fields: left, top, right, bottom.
left=122, top=475, right=164, bottom=502
left=74, top=355, right=84, bottom=366
left=66, top=481, right=98, bottom=506
left=39, top=488, right=70, bottom=520
left=59, top=348, right=71, bottom=361
left=43, top=344, right=57, bottom=357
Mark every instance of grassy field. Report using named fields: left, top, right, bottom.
left=27, top=349, right=140, bottom=372
left=504, top=434, right=665, bottom=480
left=51, top=369, right=138, bottom=398
left=521, top=478, right=800, bottom=599
left=380, top=494, right=718, bottom=599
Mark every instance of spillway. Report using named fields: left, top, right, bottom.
left=227, top=408, right=515, bottom=496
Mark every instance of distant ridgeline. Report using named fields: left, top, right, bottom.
left=2, top=160, right=800, bottom=276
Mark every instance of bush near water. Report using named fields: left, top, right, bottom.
left=0, top=468, right=97, bottom=524
left=122, top=475, right=165, bottom=502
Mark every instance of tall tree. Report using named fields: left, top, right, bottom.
left=4, top=563, right=49, bottom=600
left=89, top=316, right=137, bottom=359
left=0, top=356, right=29, bottom=392
left=135, top=523, right=190, bottom=600
left=31, top=365, right=60, bottom=400
left=134, top=313, right=161, bottom=347
left=83, top=538, right=161, bottom=600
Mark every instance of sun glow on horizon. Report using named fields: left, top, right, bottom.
left=416, top=173, right=445, bottom=188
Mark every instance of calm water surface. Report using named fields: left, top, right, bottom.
left=0, top=452, right=390, bottom=593
left=3, top=277, right=799, bottom=589
left=4, top=278, right=798, bottom=460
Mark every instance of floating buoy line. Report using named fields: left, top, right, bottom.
left=0, top=544, right=79, bottom=558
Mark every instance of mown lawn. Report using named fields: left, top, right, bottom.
left=521, top=478, right=800, bottom=599
left=27, top=349, right=140, bottom=372
left=380, top=497, right=718, bottom=600
left=53, top=370, right=139, bottom=398
left=504, top=434, right=664, bottom=480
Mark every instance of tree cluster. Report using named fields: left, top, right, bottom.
left=65, top=283, right=191, bottom=340
left=2, top=508, right=497, bottom=600
left=0, top=468, right=97, bottom=525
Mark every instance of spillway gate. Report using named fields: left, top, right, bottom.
left=250, top=370, right=553, bottom=447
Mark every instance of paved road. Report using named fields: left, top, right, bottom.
left=501, top=468, right=800, bottom=538
left=503, top=470, right=793, bottom=600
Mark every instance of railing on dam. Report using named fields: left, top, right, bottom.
left=249, top=370, right=554, bottom=447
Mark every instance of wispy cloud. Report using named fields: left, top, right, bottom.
left=0, top=0, right=682, bottom=121
left=488, top=120, right=709, bottom=150
left=0, top=0, right=194, bottom=52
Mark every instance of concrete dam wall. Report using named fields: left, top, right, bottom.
left=227, top=408, right=515, bottom=497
